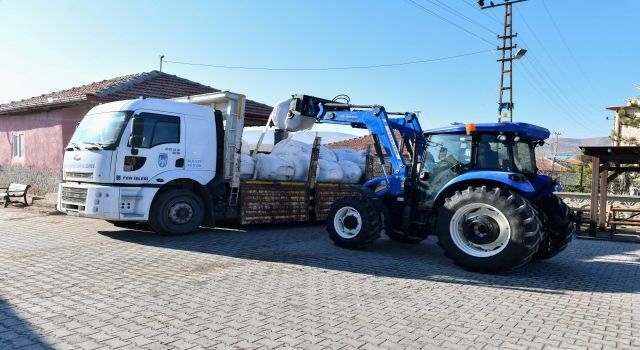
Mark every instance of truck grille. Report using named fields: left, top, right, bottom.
left=61, top=187, right=88, bottom=204
left=65, top=171, right=94, bottom=179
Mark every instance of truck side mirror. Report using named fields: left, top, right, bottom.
left=129, top=116, right=144, bottom=153
left=129, top=134, right=143, bottom=148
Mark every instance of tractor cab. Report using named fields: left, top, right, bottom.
left=420, top=122, right=550, bottom=202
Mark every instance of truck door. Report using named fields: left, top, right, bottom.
left=116, top=111, right=185, bottom=184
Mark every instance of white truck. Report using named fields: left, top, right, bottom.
left=58, top=92, right=361, bottom=234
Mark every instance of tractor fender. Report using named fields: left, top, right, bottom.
left=432, top=171, right=535, bottom=207
left=530, top=173, right=561, bottom=202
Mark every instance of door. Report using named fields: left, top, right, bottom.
left=115, top=111, right=184, bottom=185
left=422, top=134, right=473, bottom=200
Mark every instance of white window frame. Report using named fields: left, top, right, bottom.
left=12, top=133, right=25, bottom=159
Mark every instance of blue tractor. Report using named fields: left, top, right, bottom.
left=290, top=95, right=575, bottom=273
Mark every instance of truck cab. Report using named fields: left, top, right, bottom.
left=58, top=96, right=223, bottom=229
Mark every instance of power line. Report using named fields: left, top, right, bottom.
left=423, top=0, right=498, bottom=36
left=521, top=59, right=596, bottom=129
left=516, top=7, right=602, bottom=117
left=540, top=0, right=601, bottom=99
left=459, top=0, right=502, bottom=25
left=403, top=0, right=496, bottom=46
left=519, top=61, right=599, bottom=133
left=163, top=49, right=495, bottom=71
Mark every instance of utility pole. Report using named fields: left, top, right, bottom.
left=551, top=131, right=562, bottom=174
left=478, top=0, right=528, bottom=123
left=159, top=55, right=165, bottom=72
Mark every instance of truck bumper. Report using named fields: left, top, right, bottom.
left=57, top=183, right=157, bottom=221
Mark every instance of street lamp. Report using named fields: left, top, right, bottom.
left=513, top=48, right=527, bottom=60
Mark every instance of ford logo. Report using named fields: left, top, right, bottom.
left=73, top=155, right=81, bottom=161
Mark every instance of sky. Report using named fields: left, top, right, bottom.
left=0, top=0, right=638, bottom=139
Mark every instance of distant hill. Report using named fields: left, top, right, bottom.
left=538, top=136, right=610, bottom=157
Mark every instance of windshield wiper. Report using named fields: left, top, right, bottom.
left=83, top=142, right=106, bottom=150
left=66, top=143, right=80, bottom=151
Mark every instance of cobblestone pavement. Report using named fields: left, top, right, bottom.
left=0, top=209, right=639, bottom=350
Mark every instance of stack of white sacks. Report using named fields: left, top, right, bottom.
left=240, top=137, right=365, bottom=183
left=239, top=98, right=366, bottom=183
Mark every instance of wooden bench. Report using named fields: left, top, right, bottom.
left=606, top=206, right=640, bottom=233
left=0, top=183, right=31, bottom=208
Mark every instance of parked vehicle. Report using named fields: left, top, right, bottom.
left=58, top=93, right=574, bottom=272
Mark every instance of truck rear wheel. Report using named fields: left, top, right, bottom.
left=533, top=194, right=575, bottom=260
left=327, top=196, right=381, bottom=249
left=149, top=189, right=204, bottom=235
left=437, top=186, right=541, bottom=273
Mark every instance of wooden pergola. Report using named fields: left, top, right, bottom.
left=580, top=146, right=640, bottom=235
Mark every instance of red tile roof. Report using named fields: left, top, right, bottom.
left=326, top=135, right=375, bottom=151
left=536, top=157, right=571, bottom=173
left=0, top=71, right=272, bottom=124
left=327, top=131, right=410, bottom=156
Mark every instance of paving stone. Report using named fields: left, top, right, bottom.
left=0, top=209, right=638, bottom=349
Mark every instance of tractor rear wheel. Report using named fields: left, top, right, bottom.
left=533, top=194, right=575, bottom=260
left=437, top=186, right=542, bottom=273
left=327, top=196, right=382, bottom=249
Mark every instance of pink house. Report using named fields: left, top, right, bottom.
left=0, top=71, right=272, bottom=193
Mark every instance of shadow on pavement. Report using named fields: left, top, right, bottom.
left=0, top=296, right=52, bottom=349
left=98, top=222, right=640, bottom=295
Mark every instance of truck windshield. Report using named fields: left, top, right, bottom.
left=513, top=141, right=536, bottom=173
left=69, top=111, right=130, bottom=149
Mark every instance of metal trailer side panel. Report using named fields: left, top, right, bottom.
left=239, top=180, right=309, bottom=224
left=314, top=183, right=360, bottom=222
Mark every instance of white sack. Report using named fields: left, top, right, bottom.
left=338, top=160, right=363, bottom=184
left=270, top=98, right=316, bottom=132
left=316, top=159, right=343, bottom=183
left=318, top=145, right=338, bottom=162
left=241, top=139, right=251, bottom=155
left=333, top=148, right=366, bottom=171
left=240, top=153, right=255, bottom=179
left=254, top=154, right=295, bottom=181
left=283, top=155, right=311, bottom=182
left=272, top=138, right=311, bottom=156
left=272, top=137, right=338, bottom=162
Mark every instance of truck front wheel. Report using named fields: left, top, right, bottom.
left=437, top=186, right=541, bottom=273
left=327, top=196, right=381, bottom=249
left=149, top=189, right=204, bottom=235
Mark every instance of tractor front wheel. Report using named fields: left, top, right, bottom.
left=327, top=196, right=382, bottom=249
left=437, top=186, right=542, bottom=273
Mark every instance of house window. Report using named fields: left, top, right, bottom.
left=12, top=133, right=25, bottom=159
